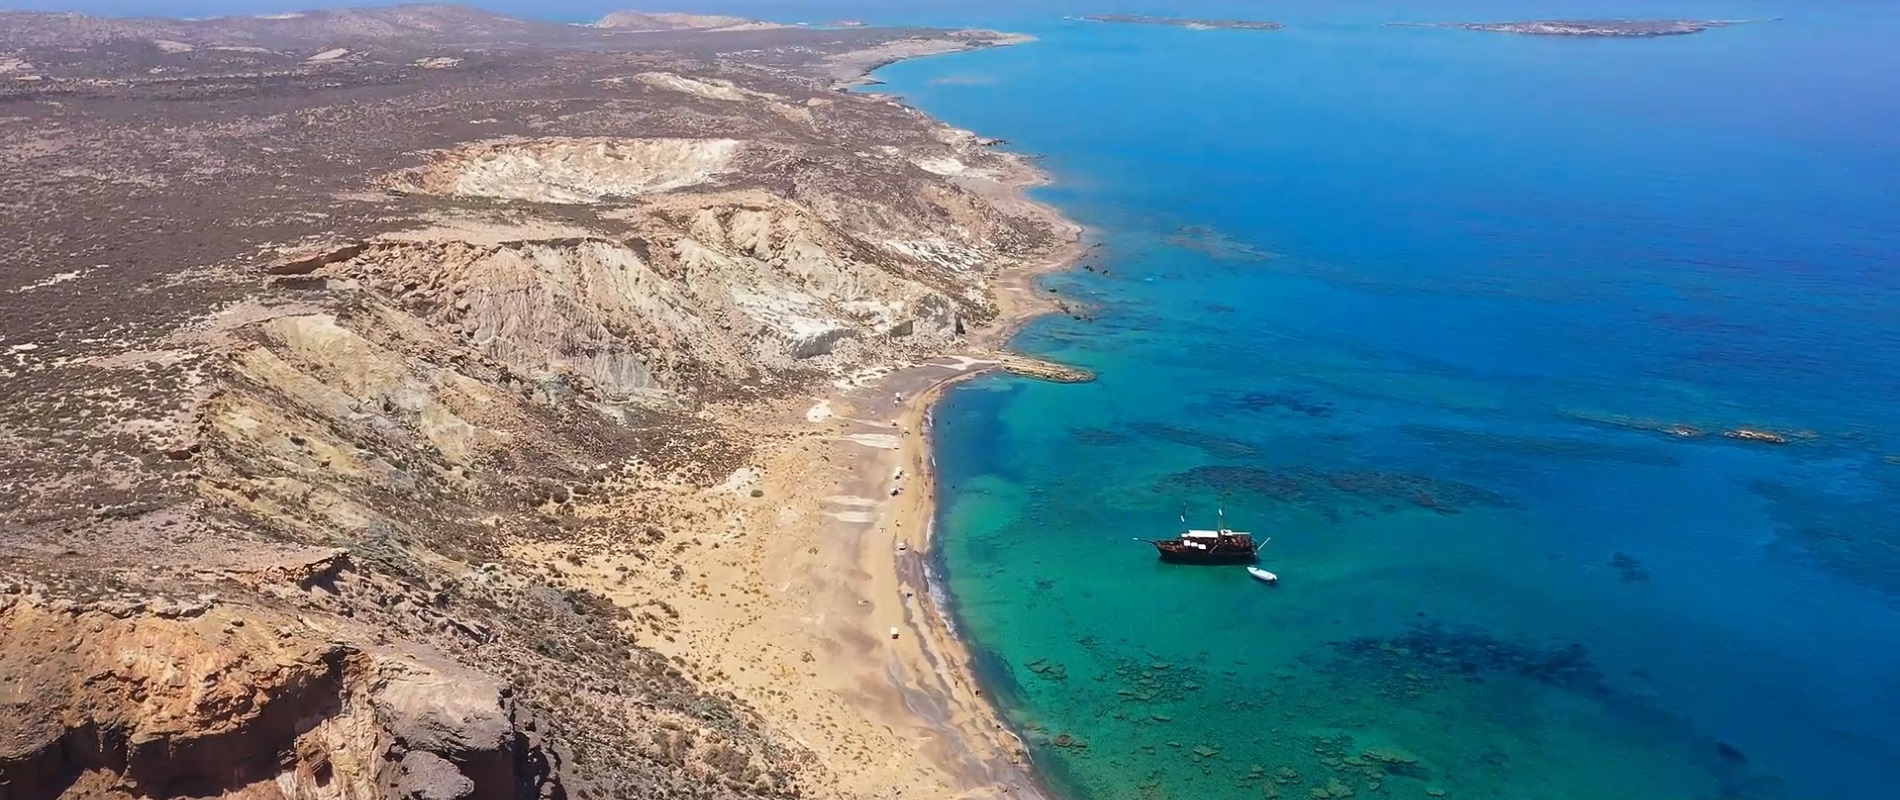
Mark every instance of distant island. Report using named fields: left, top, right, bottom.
left=1082, top=14, right=1284, bottom=31
left=1394, top=19, right=1769, bottom=37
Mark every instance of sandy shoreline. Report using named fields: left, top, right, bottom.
left=518, top=38, right=1088, bottom=800
left=718, top=38, right=1087, bottom=800
left=732, top=220, right=1087, bottom=799
left=537, top=329, right=1082, bottom=800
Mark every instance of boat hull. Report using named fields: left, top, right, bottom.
left=1153, top=546, right=1258, bottom=565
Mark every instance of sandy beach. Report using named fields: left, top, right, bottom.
left=512, top=152, right=1089, bottom=798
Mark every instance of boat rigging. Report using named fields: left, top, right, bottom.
left=1147, top=505, right=1262, bottom=565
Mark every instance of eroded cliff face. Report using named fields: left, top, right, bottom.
left=0, top=9, right=1064, bottom=800
left=1, top=597, right=556, bottom=800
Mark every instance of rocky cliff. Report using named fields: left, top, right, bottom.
left=0, top=6, right=1066, bottom=799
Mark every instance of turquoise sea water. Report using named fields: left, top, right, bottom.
left=867, top=4, right=1900, bottom=800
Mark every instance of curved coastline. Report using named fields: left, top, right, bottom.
left=843, top=41, right=1091, bottom=800
left=500, top=33, right=1089, bottom=800
left=616, top=36, right=1092, bottom=800
left=773, top=225, right=1085, bottom=798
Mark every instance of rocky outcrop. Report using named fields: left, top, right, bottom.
left=993, top=353, right=1094, bottom=383
left=1724, top=428, right=1790, bottom=444
left=357, top=131, right=1038, bottom=391
left=386, top=139, right=744, bottom=204
left=0, top=598, right=557, bottom=800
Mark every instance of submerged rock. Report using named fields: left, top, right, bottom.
left=1360, top=746, right=1419, bottom=765
left=1609, top=552, right=1652, bottom=584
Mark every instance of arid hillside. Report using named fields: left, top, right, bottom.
left=0, top=6, right=1068, bottom=800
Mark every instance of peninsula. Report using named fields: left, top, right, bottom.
left=0, top=5, right=1082, bottom=800
left=1082, top=14, right=1284, bottom=31
left=1395, top=19, right=1765, bottom=37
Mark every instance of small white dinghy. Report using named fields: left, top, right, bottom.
left=1247, top=566, right=1279, bottom=585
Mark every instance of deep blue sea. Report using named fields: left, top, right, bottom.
left=862, top=3, right=1900, bottom=800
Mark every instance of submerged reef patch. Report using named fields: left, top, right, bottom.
left=1163, top=225, right=1276, bottom=262
left=1327, top=622, right=1608, bottom=696
left=1403, top=423, right=1682, bottom=468
left=1228, top=390, right=1336, bottom=418
left=1318, top=622, right=1791, bottom=799
left=1609, top=552, right=1652, bottom=584
left=1750, top=477, right=1900, bottom=597
left=1238, top=392, right=1333, bottom=418
left=1127, top=421, right=1264, bottom=459
left=1160, top=465, right=1512, bottom=515
left=1069, top=426, right=1135, bottom=446
left=1559, top=409, right=1816, bottom=448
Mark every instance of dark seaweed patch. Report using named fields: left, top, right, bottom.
left=1164, top=224, right=1275, bottom=262
left=1321, top=622, right=1797, bottom=798
left=1069, top=426, right=1134, bottom=446
left=1404, top=423, right=1681, bottom=468
left=1328, top=622, right=1608, bottom=696
left=1160, top=465, right=1511, bottom=515
left=1127, top=421, right=1263, bottom=459
left=1235, top=390, right=1335, bottom=417
left=1750, top=477, right=1900, bottom=597
left=1609, top=552, right=1652, bottom=584
left=1181, top=387, right=1340, bottom=423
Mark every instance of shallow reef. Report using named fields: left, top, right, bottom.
left=1318, top=622, right=1791, bottom=799
left=1159, top=465, right=1512, bottom=515
left=1402, top=422, right=1683, bottom=468
left=1163, top=224, right=1276, bottom=262
left=1233, top=390, right=1336, bottom=418
left=1070, top=426, right=1136, bottom=446
left=1749, top=477, right=1900, bottom=597
left=1327, top=621, right=1608, bottom=696
left=1127, top=421, right=1266, bottom=459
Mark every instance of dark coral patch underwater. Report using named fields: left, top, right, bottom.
left=1159, top=465, right=1513, bottom=515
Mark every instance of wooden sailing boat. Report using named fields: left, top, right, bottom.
left=1149, top=505, right=1259, bottom=565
